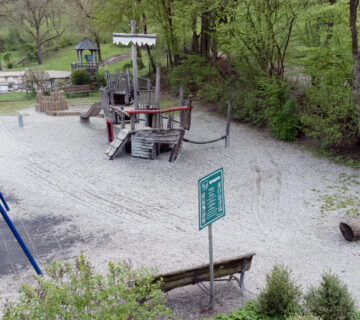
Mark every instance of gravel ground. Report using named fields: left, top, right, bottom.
left=0, top=106, right=359, bottom=319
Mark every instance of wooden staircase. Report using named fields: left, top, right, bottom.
left=104, top=129, right=130, bottom=160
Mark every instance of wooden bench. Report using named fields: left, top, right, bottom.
left=63, top=84, right=92, bottom=98
left=154, top=252, right=255, bottom=295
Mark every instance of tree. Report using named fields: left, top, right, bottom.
left=349, top=0, right=360, bottom=137
left=66, top=0, right=104, bottom=62
left=2, top=0, right=63, bottom=65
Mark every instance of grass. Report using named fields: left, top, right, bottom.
left=304, top=146, right=360, bottom=170
left=314, top=173, right=360, bottom=218
left=1, top=43, right=129, bottom=72
left=0, top=91, right=102, bottom=116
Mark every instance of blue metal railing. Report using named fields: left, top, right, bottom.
left=0, top=191, right=42, bottom=276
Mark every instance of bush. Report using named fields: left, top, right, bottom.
left=257, top=78, right=300, bottom=141
left=71, top=69, right=91, bottom=85
left=287, top=316, right=321, bottom=320
left=168, top=54, right=222, bottom=101
left=258, top=265, right=302, bottom=317
left=24, top=68, right=50, bottom=92
left=201, top=300, right=280, bottom=320
left=300, top=86, right=357, bottom=151
left=304, top=272, right=355, bottom=320
left=6, top=62, right=13, bottom=69
left=3, top=255, right=176, bottom=320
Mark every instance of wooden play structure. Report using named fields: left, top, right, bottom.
left=154, top=252, right=255, bottom=295
left=79, top=20, right=231, bottom=162
left=35, top=91, right=68, bottom=113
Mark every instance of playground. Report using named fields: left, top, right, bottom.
left=1, top=102, right=360, bottom=319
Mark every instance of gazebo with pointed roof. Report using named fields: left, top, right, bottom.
left=71, top=37, right=100, bottom=74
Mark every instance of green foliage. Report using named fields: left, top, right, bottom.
left=301, top=86, right=357, bottom=150
left=201, top=300, right=281, bottom=320
left=3, top=52, right=12, bottom=63
left=304, top=272, right=355, bottom=320
left=6, top=62, right=13, bottom=69
left=258, top=265, right=302, bottom=318
left=259, top=79, right=300, bottom=141
left=71, top=69, right=91, bottom=85
left=168, top=55, right=222, bottom=101
left=3, top=255, right=176, bottom=320
left=286, top=316, right=321, bottom=320
left=230, top=75, right=300, bottom=141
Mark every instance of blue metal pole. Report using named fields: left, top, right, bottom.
left=0, top=199, right=42, bottom=276
left=0, top=192, right=9, bottom=211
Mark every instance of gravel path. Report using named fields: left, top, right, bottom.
left=0, top=106, right=359, bottom=319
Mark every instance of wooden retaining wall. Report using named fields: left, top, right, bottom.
left=35, top=91, right=68, bottom=112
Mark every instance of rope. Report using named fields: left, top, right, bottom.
left=183, top=136, right=226, bottom=145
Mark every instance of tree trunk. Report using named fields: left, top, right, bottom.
left=340, top=220, right=360, bottom=241
left=95, top=36, right=102, bottom=62
left=36, top=25, right=42, bottom=65
left=143, top=19, right=156, bottom=73
left=191, top=15, right=199, bottom=54
left=136, top=46, right=145, bottom=69
left=350, top=0, right=360, bottom=137
left=200, top=11, right=212, bottom=58
left=325, top=0, right=337, bottom=46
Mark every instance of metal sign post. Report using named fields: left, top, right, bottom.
left=198, top=168, right=225, bottom=309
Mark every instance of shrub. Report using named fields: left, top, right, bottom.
left=258, top=265, right=302, bottom=317
left=304, top=272, right=355, bottom=320
left=24, top=68, right=50, bottom=92
left=287, top=316, right=321, bottom=320
left=70, top=69, right=91, bottom=85
left=6, top=62, right=13, bottom=69
left=3, top=255, right=176, bottom=320
left=201, top=300, right=280, bottom=320
left=300, top=86, right=357, bottom=150
left=168, top=54, right=222, bottom=101
left=257, top=78, right=300, bottom=141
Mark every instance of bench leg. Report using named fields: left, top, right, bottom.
left=231, top=258, right=247, bottom=296
left=239, top=258, right=247, bottom=295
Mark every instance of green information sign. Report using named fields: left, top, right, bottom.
left=198, top=168, right=225, bottom=230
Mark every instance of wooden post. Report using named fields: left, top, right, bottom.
left=185, top=94, right=193, bottom=130
left=155, top=67, right=160, bottom=109
left=179, top=86, right=185, bottom=126
left=131, top=20, right=139, bottom=111
left=121, top=106, right=125, bottom=129
left=146, top=79, right=151, bottom=107
left=145, top=79, right=151, bottom=127
left=130, top=114, right=135, bottom=131
left=340, top=219, right=360, bottom=241
left=225, top=99, right=232, bottom=148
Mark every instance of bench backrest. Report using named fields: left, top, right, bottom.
left=154, top=252, right=255, bottom=292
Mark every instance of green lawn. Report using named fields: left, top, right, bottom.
left=0, top=91, right=102, bottom=115
left=1, top=44, right=129, bottom=72
left=0, top=100, right=35, bottom=115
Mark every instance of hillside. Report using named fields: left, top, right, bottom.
left=0, top=43, right=130, bottom=72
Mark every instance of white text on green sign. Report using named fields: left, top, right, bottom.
left=198, top=168, right=225, bottom=230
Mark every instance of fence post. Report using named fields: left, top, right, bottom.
left=225, top=99, right=232, bottom=147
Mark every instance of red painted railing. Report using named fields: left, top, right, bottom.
left=127, top=106, right=193, bottom=115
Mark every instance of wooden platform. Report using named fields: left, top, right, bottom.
left=104, top=123, right=184, bottom=160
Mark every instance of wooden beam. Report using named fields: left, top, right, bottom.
left=131, top=20, right=139, bottom=110
left=155, top=67, right=160, bottom=109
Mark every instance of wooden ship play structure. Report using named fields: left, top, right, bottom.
left=79, top=20, right=232, bottom=162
